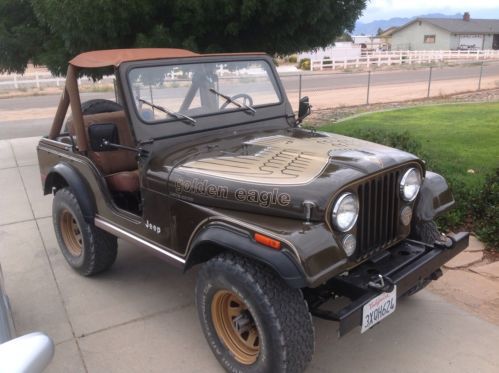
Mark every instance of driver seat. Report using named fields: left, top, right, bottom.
left=71, top=111, right=140, bottom=193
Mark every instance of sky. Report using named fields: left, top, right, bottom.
left=359, top=0, right=499, bottom=22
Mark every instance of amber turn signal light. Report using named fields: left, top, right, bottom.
left=254, top=233, right=281, bottom=250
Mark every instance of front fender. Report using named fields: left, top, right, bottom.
left=415, top=171, right=455, bottom=222
left=185, top=222, right=307, bottom=288
left=44, top=163, right=96, bottom=223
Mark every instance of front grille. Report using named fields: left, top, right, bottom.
left=356, top=169, right=401, bottom=260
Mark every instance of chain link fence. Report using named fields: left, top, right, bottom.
left=280, top=60, right=499, bottom=111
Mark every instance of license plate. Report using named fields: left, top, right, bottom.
left=361, top=286, right=397, bottom=333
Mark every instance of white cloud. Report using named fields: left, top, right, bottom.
left=360, top=0, right=499, bottom=22
left=368, top=0, right=498, bottom=11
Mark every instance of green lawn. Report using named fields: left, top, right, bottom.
left=320, top=102, right=499, bottom=189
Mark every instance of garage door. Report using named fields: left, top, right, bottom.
left=458, top=35, right=483, bottom=49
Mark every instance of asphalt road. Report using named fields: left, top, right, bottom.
left=0, top=92, right=114, bottom=139
left=1, top=62, right=498, bottom=139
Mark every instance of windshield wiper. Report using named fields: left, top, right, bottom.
left=138, top=98, right=196, bottom=126
left=209, top=88, right=256, bottom=115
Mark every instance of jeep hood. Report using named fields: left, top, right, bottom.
left=167, top=131, right=421, bottom=221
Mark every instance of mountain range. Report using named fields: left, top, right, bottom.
left=353, top=13, right=462, bottom=36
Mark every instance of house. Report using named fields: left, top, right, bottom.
left=390, top=13, right=499, bottom=50
left=378, top=27, right=398, bottom=50
left=298, top=42, right=361, bottom=61
left=351, top=35, right=387, bottom=51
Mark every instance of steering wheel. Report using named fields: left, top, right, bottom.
left=220, top=93, right=254, bottom=110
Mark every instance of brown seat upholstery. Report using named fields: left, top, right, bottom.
left=106, top=170, right=140, bottom=193
left=71, top=111, right=140, bottom=193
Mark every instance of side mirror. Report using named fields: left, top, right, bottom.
left=88, top=123, right=119, bottom=151
left=297, top=96, right=311, bottom=124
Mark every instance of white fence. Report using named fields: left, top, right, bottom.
left=0, top=63, right=284, bottom=91
left=2, top=49, right=499, bottom=90
left=0, top=70, right=114, bottom=91
left=298, top=42, right=361, bottom=61
left=311, top=49, right=499, bottom=71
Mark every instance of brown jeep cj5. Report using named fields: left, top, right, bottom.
left=37, top=48, right=469, bottom=372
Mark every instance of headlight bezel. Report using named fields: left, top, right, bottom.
left=332, top=192, right=359, bottom=232
left=400, top=167, right=422, bottom=202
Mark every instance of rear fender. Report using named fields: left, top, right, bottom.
left=43, top=163, right=96, bottom=223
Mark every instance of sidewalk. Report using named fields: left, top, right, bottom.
left=0, top=137, right=498, bottom=373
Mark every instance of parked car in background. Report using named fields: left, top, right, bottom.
left=0, top=263, right=54, bottom=372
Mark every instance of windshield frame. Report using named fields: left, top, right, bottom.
left=118, top=54, right=291, bottom=142
left=125, top=56, right=283, bottom=126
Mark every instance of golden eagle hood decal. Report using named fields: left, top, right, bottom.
left=178, top=134, right=390, bottom=186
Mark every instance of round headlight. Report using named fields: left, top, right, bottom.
left=342, top=234, right=357, bottom=256
left=400, top=168, right=422, bottom=202
left=332, top=193, right=359, bottom=232
left=400, top=206, right=413, bottom=226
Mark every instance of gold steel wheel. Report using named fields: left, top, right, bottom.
left=211, top=290, right=260, bottom=365
left=60, top=209, right=83, bottom=256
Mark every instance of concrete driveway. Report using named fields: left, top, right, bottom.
left=0, top=136, right=498, bottom=373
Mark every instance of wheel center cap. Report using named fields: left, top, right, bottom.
left=233, top=311, right=252, bottom=334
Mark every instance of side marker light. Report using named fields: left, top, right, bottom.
left=254, top=233, right=281, bottom=250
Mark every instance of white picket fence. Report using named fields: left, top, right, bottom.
left=311, top=49, right=499, bottom=71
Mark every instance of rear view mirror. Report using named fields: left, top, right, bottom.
left=297, top=96, right=311, bottom=124
left=88, top=123, right=119, bottom=151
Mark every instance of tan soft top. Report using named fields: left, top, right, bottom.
left=69, top=48, right=266, bottom=68
left=69, top=48, right=199, bottom=68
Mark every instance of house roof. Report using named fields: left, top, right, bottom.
left=395, top=18, right=499, bottom=35
left=379, top=27, right=398, bottom=37
left=69, top=48, right=266, bottom=68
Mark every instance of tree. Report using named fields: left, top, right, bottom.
left=376, top=27, right=384, bottom=36
left=336, top=32, right=353, bottom=42
left=0, top=0, right=48, bottom=73
left=0, top=0, right=366, bottom=76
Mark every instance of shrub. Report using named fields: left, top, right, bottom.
left=471, top=169, right=499, bottom=249
left=435, top=177, right=477, bottom=231
left=298, top=58, right=310, bottom=70
left=288, top=55, right=297, bottom=63
left=343, top=128, right=425, bottom=157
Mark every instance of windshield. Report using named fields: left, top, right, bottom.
left=128, top=60, right=281, bottom=123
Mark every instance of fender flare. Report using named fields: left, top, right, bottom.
left=44, top=163, right=96, bottom=223
left=414, top=171, right=455, bottom=222
left=185, top=222, right=308, bottom=288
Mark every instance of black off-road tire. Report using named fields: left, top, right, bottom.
left=52, top=188, right=118, bottom=276
left=64, top=99, right=122, bottom=132
left=195, top=252, right=314, bottom=373
left=79, top=99, right=123, bottom=115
